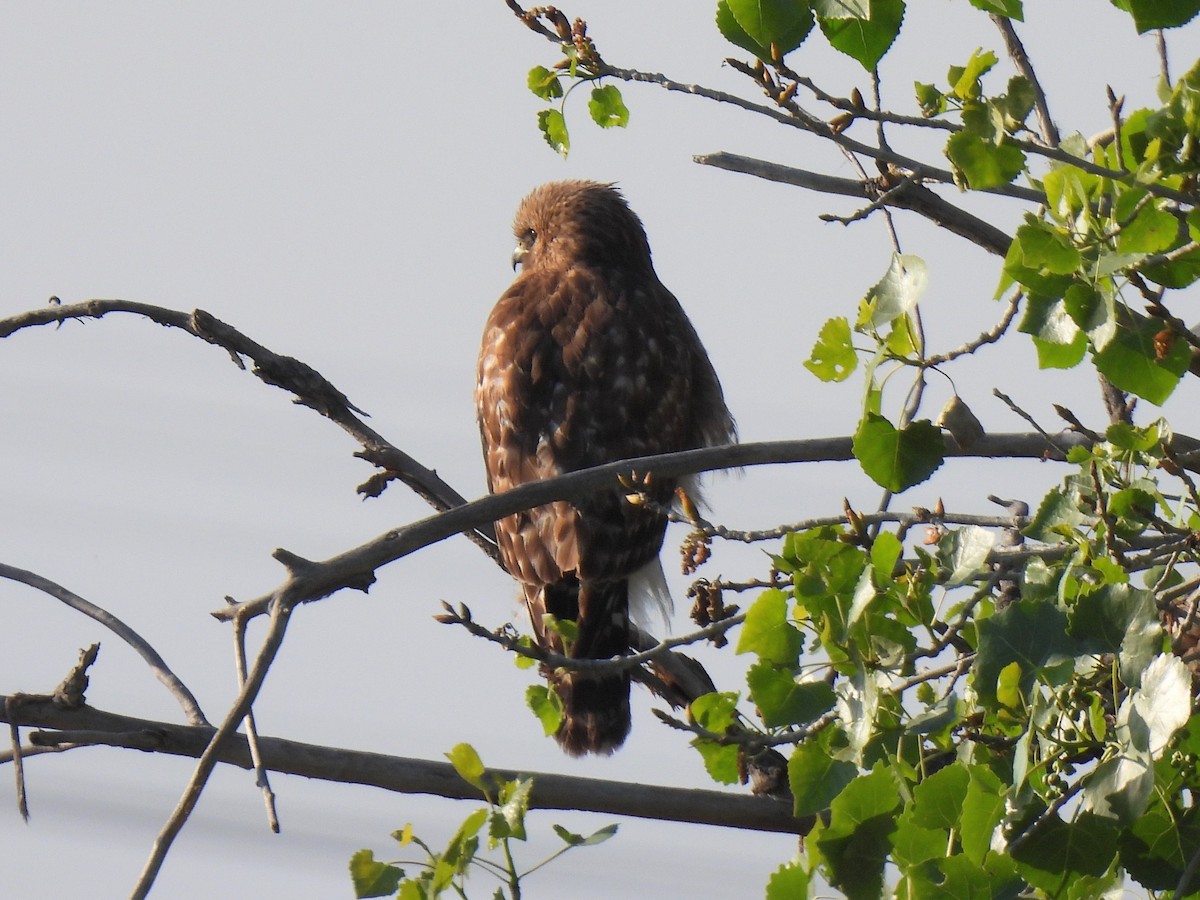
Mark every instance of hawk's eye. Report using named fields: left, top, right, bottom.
left=512, top=228, right=537, bottom=271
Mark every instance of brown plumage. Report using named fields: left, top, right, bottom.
left=476, top=180, right=735, bottom=755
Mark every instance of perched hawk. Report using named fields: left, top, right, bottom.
left=476, top=180, right=735, bottom=755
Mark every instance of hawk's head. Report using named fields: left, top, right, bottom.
left=510, top=180, right=654, bottom=275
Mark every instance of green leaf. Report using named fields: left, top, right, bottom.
left=915, top=80, right=947, bottom=117
left=814, top=766, right=901, bottom=898
left=736, top=588, right=803, bottom=665
left=817, top=0, right=905, bottom=70
left=1093, top=315, right=1189, bottom=406
left=1117, top=201, right=1179, bottom=253
left=526, top=684, right=564, bottom=736
left=967, top=0, right=1023, bottom=17
left=1118, top=0, right=1200, bottom=32
left=747, top=662, right=836, bottom=727
left=1023, top=484, right=1090, bottom=542
left=1003, top=75, right=1035, bottom=124
left=691, top=691, right=740, bottom=732
left=852, top=413, right=945, bottom=492
left=974, top=597, right=1076, bottom=707
left=693, top=738, right=741, bottom=784
left=526, top=65, right=562, bottom=100
left=1063, top=282, right=1117, bottom=350
left=870, top=531, right=902, bottom=584
left=813, top=0, right=870, bottom=15
left=858, top=253, right=927, bottom=330
left=587, top=85, right=629, bottom=128
left=1142, top=244, right=1200, bottom=287
left=805, top=316, right=858, bottom=381
left=835, top=668, right=883, bottom=761
left=910, top=764, right=970, bottom=831
left=1012, top=812, right=1120, bottom=891
left=1067, top=584, right=1161, bottom=688
left=721, top=0, right=814, bottom=59
left=553, top=822, right=618, bottom=846
left=948, top=48, right=998, bottom=99
left=1013, top=222, right=1082, bottom=275
left=445, top=743, right=487, bottom=792
left=349, top=849, right=404, bottom=899
left=946, top=131, right=1026, bottom=188
left=891, top=812, right=947, bottom=869
left=1120, top=784, right=1200, bottom=890
left=1134, top=653, right=1192, bottom=756
left=1032, top=331, right=1088, bottom=369
left=766, top=860, right=810, bottom=899
left=491, top=776, right=532, bottom=843
left=789, top=743, right=857, bottom=817
left=960, top=766, right=1007, bottom=864
left=438, top=807, right=488, bottom=886
left=536, top=108, right=569, bottom=157
left=939, top=525, right=995, bottom=587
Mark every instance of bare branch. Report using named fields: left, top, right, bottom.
left=7, top=714, right=28, bottom=821
left=232, top=610, right=279, bottom=833
left=0, top=300, right=497, bottom=557
left=694, top=152, right=1016, bottom=256
left=0, top=563, right=208, bottom=727
left=924, top=290, right=1023, bottom=365
left=990, top=14, right=1060, bottom=146
left=1, top=695, right=807, bottom=836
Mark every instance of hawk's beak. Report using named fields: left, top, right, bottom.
left=511, top=244, right=528, bottom=271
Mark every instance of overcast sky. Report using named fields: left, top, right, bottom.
left=2, top=2, right=1198, bottom=897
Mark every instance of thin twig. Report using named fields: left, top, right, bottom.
left=232, top=608, right=279, bottom=833
left=437, top=602, right=748, bottom=675
left=924, top=290, right=1022, bottom=366
left=992, top=389, right=1069, bottom=456
left=7, top=715, right=28, bottom=821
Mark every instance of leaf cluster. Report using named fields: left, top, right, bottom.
left=350, top=744, right=616, bottom=899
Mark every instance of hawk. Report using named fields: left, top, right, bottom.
left=476, top=180, right=735, bottom=755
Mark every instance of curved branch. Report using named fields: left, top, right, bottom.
left=0, top=563, right=208, bottom=727
left=0, top=299, right=498, bottom=557
left=0, top=695, right=807, bottom=836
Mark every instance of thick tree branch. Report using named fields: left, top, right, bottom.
left=0, top=696, right=807, bottom=836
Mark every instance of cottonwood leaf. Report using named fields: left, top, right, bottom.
left=853, top=413, right=944, bottom=492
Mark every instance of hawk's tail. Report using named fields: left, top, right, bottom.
left=545, top=579, right=631, bottom=756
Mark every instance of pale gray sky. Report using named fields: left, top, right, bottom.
left=2, top=2, right=1197, bottom=897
